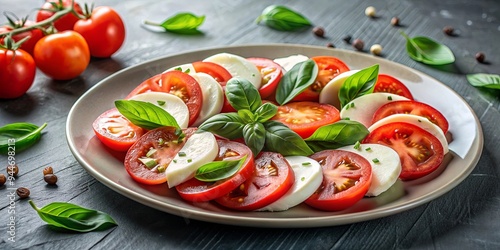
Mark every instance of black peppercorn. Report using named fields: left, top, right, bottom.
left=443, top=26, right=454, bottom=36
left=313, top=26, right=325, bottom=37
left=475, top=52, right=485, bottom=63
left=391, top=17, right=400, bottom=26
left=342, top=35, right=352, bottom=44
left=326, top=42, right=335, bottom=48
left=352, top=39, right=364, bottom=51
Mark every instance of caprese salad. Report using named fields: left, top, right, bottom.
left=92, top=52, right=451, bottom=212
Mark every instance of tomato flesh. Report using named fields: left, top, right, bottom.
left=192, top=61, right=232, bottom=85
left=93, top=108, right=145, bottom=151
left=247, top=57, right=284, bottom=99
left=374, top=74, right=414, bottom=100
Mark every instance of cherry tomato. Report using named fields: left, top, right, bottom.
left=363, top=122, right=444, bottom=180
left=374, top=74, right=414, bottom=99
left=176, top=140, right=255, bottom=202
left=293, top=56, right=350, bottom=102
left=124, top=127, right=197, bottom=185
left=126, top=71, right=203, bottom=126
left=73, top=6, right=125, bottom=58
left=215, top=152, right=295, bottom=211
left=271, top=102, right=340, bottom=138
left=305, top=150, right=372, bottom=211
left=372, top=100, right=449, bottom=134
left=192, top=61, right=232, bottom=85
left=0, top=48, right=36, bottom=99
left=36, top=0, right=83, bottom=31
left=0, top=20, right=44, bottom=55
left=92, top=108, right=145, bottom=152
left=247, top=57, right=284, bottom=99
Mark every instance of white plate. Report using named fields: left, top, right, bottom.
left=66, top=44, right=483, bottom=228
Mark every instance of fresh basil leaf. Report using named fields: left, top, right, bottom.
left=276, top=59, right=318, bottom=105
left=237, top=109, right=255, bottom=123
left=243, top=123, right=266, bottom=156
left=256, top=5, right=312, bottom=31
left=195, top=156, right=247, bottom=182
left=29, top=200, right=117, bottom=233
left=115, top=100, right=180, bottom=130
left=197, top=113, right=245, bottom=139
left=466, top=73, right=500, bottom=89
left=0, top=122, right=47, bottom=155
left=225, top=77, right=262, bottom=112
left=401, top=32, right=455, bottom=65
left=338, top=64, right=379, bottom=108
left=254, top=103, right=278, bottom=123
left=305, top=120, right=369, bottom=152
left=263, top=121, right=313, bottom=156
left=144, top=13, right=205, bottom=34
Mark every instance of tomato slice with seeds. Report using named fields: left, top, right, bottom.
left=305, top=150, right=372, bottom=211
left=93, top=108, right=145, bottom=151
left=374, top=74, right=414, bottom=100
left=271, top=102, right=340, bottom=138
left=247, top=57, right=284, bottom=99
left=363, top=122, right=444, bottom=180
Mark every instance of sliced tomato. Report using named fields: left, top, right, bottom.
left=124, top=127, right=196, bottom=185
left=372, top=100, right=449, bottom=134
left=192, top=61, right=232, bottom=86
left=92, top=108, right=145, bottom=151
left=374, top=74, right=414, bottom=99
left=271, top=102, right=340, bottom=138
left=293, top=56, right=350, bottom=102
left=247, top=57, right=284, bottom=99
left=126, top=71, right=203, bottom=126
left=215, top=152, right=295, bottom=211
left=305, top=150, right=372, bottom=211
left=363, top=122, right=444, bottom=180
left=176, top=140, right=255, bottom=202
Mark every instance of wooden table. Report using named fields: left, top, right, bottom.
left=1, top=0, right=499, bottom=249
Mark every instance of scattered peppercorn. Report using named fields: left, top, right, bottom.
left=0, top=174, right=6, bottom=186
left=44, top=174, right=58, bottom=185
left=342, top=35, right=352, bottom=44
left=475, top=52, right=485, bottom=63
left=313, top=26, right=325, bottom=37
left=43, top=166, right=53, bottom=176
left=391, top=17, right=400, bottom=26
left=365, top=6, right=377, bottom=17
left=352, top=39, right=364, bottom=51
left=370, top=44, right=383, bottom=55
left=16, top=187, right=30, bottom=199
left=326, top=42, right=335, bottom=48
left=443, top=26, right=454, bottom=36
left=7, top=165, right=19, bottom=177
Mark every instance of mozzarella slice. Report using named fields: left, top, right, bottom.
left=203, top=53, right=261, bottom=89
left=338, top=144, right=402, bottom=197
left=258, top=156, right=323, bottom=212
left=368, top=114, right=449, bottom=154
left=129, top=92, right=189, bottom=128
left=165, top=132, right=218, bottom=188
left=340, top=93, right=409, bottom=128
left=273, top=54, right=309, bottom=72
left=190, top=73, right=224, bottom=126
left=163, top=63, right=196, bottom=74
left=319, top=70, right=359, bottom=109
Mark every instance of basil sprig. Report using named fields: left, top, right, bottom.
left=401, top=32, right=455, bottom=65
left=0, top=122, right=47, bottom=155
left=144, top=13, right=205, bottom=34
left=276, top=59, right=318, bottom=105
left=115, top=100, right=180, bottom=130
left=305, top=120, right=369, bottom=152
left=195, top=156, right=247, bottom=182
left=466, top=73, right=500, bottom=90
left=338, top=64, right=379, bottom=108
left=29, top=200, right=117, bottom=233
left=256, top=5, right=312, bottom=31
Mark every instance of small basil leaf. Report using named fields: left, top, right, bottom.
left=0, top=122, right=47, bottom=155
left=197, top=113, right=245, bottom=139
left=254, top=103, right=278, bottom=123
left=401, top=32, right=455, bottom=65
left=263, top=121, right=313, bottom=156
left=305, top=120, right=369, bottom=152
left=115, top=100, right=180, bottom=130
left=466, top=73, right=500, bottom=89
left=195, top=156, right=247, bottom=182
left=276, top=59, right=318, bottom=105
left=144, top=13, right=205, bottom=34
left=243, top=123, right=266, bottom=156
left=338, top=64, right=379, bottom=108
left=238, top=109, right=255, bottom=123
left=225, top=77, right=262, bottom=112
left=29, top=200, right=117, bottom=233
left=256, top=5, right=312, bottom=31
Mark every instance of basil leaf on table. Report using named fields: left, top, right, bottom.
left=338, top=64, right=379, bottom=108
left=115, top=100, right=180, bottom=130
left=0, top=122, right=47, bottom=155
left=197, top=113, right=245, bottom=139
left=254, top=103, right=278, bottom=123
left=144, top=13, right=205, bottom=34
left=401, top=32, right=455, bottom=65
left=225, top=77, right=262, bottom=112
left=256, top=5, right=312, bottom=31
left=243, top=123, right=266, bottom=156
left=29, top=200, right=117, bottom=233
left=275, top=59, right=318, bottom=105
left=195, top=156, right=247, bottom=182
left=305, top=120, right=369, bottom=152
left=263, top=121, right=313, bottom=156
left=466, top=73, right=500, bottom=89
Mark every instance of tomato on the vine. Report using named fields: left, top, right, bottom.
left=36, top=0, right=83, bottom=32
left=0, top=20, right=44, bottom=55
left=0, top=48, right=36, bottom=99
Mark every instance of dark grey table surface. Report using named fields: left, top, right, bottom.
left=1, top=0, right=499, bottom=249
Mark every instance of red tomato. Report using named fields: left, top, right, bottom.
left=247, top=57, right=284, bottom=99
left=305, top=150, right=372, bottom=211
left=124, top=127, right=196, bottom=185
left=215, top=152, right=295, bottom=211
left=34, top=30, right=90, bottom=80
left=126, top=71, right=203, bottom=126
left=0, top=48, right=36, bottom=99
left=192, top=61, right=232, bottom=85
left=92, top=108, right=145, bottom=152
left=293, top=56, right=350, bottom=102
left=176, top=140, right=255, bottom=202
left=271, top=102, right=340, bottom=138
left=36, top=0, right=83, bottom=31
left=374, top=74, right=414, bottom=99
left=0, top=20, right=44, bottom=55
left=372, top=100, right=449, bottom=134
left=73, top=6, right=125, bottom=58
left=363, top=122, right=444, bottom=180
